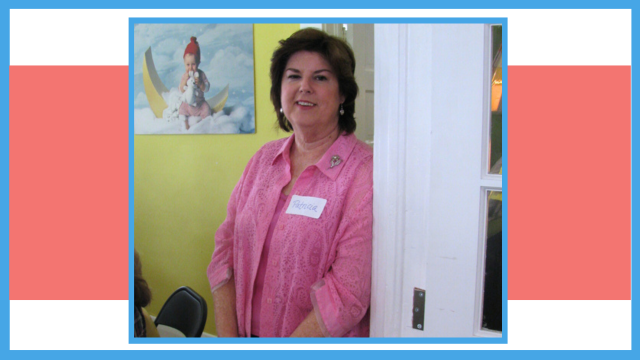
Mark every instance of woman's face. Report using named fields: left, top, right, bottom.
left=184, top=54, right=198, bottom=74
left=280, top=51, right=345, bottom=133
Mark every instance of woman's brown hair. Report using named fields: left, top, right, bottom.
left=270, top=27, right=359, bottom=134
left=134, top=250, right=152, bottom=308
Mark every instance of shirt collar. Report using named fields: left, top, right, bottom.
left=272, top=132, right=358, bottom=181
left=272, top=133, right=296, bottom=166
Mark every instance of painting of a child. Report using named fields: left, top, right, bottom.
left=133, top=23, right=255, bottom=135
left=179, top=37, right=212, bottom=130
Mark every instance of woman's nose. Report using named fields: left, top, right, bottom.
left=299, top=77, right=312, bottom=93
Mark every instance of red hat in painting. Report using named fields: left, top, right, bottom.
left=184, top=36, right=201, bottom=64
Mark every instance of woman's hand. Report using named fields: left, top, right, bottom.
left=289, top=310, right=324, bottom=337
left=212, top=276, right=239, bottom=337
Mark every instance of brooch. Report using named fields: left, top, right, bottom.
left=330, top=155, right=342, bottom=169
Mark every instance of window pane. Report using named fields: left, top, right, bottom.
left=489, top=25, right=502, bottom=175
left=482, top=190, right=502, bottom=332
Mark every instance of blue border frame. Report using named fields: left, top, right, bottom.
left=129, top=17, right=509, bottom=345
left=5, top=1, right=635, bottom=357
left=3, top=0, right=640, bottom=9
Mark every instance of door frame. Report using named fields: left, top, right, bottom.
left=371, top=23, right=501, bottom=337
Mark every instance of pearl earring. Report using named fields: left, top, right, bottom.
left=339, top=104, right=345, bottom=116
left=280, top=108, right=283, bottom=114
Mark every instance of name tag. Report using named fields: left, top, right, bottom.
left=285, top=195, right=327, bottom=219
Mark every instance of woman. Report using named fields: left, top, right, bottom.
left=207, top=28, right=373, bottom=337
left=134, top=250, right=159, bottom=337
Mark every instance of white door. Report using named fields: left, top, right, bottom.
left=371, top=24, right=502, bottom=337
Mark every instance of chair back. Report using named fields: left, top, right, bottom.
left=154, top=286, right=207, bottom=337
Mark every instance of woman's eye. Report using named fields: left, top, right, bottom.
left=287, top=74, right=300, bottom=79
left=315, top=75, right=328, bottom=81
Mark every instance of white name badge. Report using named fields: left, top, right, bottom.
left=285, top=195, right=327, bottom=219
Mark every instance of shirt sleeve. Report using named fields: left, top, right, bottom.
left=206, top=155, right=253, bottom=294
left=310, top=157, right=374, bottom=337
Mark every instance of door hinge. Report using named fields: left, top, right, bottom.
left=412, top=287, right=425, bottom=330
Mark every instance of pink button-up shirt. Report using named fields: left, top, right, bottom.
left=207, top=133, right=373, bottom=337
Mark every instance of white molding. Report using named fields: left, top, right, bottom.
left=481, top=23, right=496, bottom=180
left=399, top=24, right=434, bottom=337
left=371, top=24, right=406, bottom=337
left=370, top=24, right=437, bottom=337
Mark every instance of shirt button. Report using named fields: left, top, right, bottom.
left=267, top=298, right=272, bottom=304
left=279, top=224, right=284, bottom=230
left=272, top=260, right=278, bottom=266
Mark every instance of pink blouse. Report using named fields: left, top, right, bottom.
left=207, top=133, right=373, bottom=337
left=251, top=192, right=288, bottom=336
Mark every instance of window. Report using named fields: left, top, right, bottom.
left=476, top=24, right=503, bottom=335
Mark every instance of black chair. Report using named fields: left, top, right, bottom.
left=154, top=286, right=207, bottom=337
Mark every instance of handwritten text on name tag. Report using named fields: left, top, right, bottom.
left=285, top=195, right=327, bottom=219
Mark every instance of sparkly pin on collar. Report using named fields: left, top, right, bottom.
left=330, top=155, right=342, bottom=169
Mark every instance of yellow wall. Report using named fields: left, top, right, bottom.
left=134, top=24, right=299, bottom=336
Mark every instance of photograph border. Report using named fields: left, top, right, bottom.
left=4, top=1, right=635, bottom=358
left=129, top=16, right=509, bottom=345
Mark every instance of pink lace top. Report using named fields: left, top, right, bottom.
left=251, top=192, right=288, bottom=336
left=207, top=133, right=373, bottom=337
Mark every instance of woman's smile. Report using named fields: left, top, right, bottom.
left=295, top=100, right=316, bottom=108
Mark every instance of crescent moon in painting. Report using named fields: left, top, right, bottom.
left=143, top=47, right=229, bottom=118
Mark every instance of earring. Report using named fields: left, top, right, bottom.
left=339, top=104, right=345, bottom=116
left=280, top=108, right=283, bottom=114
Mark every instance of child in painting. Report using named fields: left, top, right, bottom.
left=179, top=37, right=212, bottom=130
